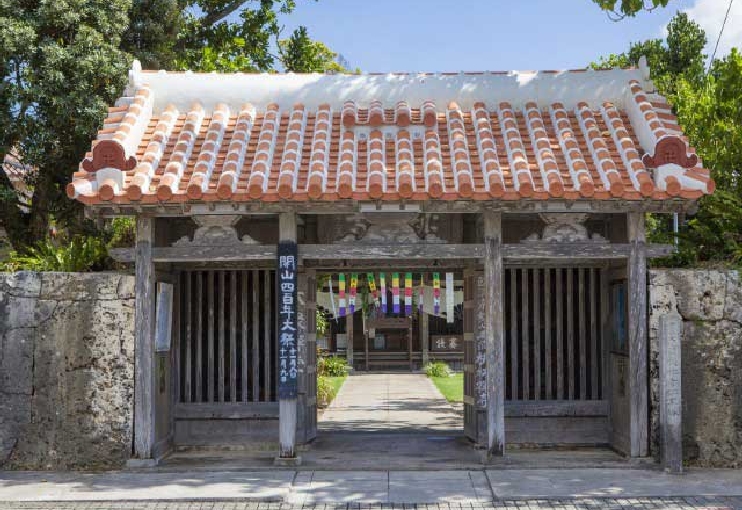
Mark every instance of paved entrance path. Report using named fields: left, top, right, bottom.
left=319, top=373, right=460, bottom=432
left=2, top=468, right=742, bottom=505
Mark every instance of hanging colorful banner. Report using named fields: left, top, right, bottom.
left=404, top=272, right=413, bottom=316
left=380, top=273, right=387, bottom=314
left=338, top=273, right=346, bottom=317
left=392, top=272, right=401, bottom=314
left=367, top=273, right=378, bottom=307
left=433, top=272, right=441, bottom=316
left=418, top=274, right=425, bottom=314
left=446, top=272, right=455, bottom=323
left=349, top=273, right=358, bottom=314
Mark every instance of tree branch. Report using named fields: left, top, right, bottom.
left=201, top=0, right=247, bottom=27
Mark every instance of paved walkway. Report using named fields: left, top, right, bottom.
left=319, top=373, right=461, bottom=432
left=2, top=468, right=742, bottom=504
left=2, top=499, right=741, bottom=509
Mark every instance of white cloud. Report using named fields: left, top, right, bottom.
left=684, top=0, right=742, bottom=59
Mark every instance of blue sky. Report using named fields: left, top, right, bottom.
left=275, top=0, right=738, bottom=72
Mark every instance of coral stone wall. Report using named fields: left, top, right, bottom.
left=650, top=269, right=742, bottom=467
left=0, top=272, right=135, bottom=470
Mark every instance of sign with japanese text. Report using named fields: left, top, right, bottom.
left=277, top=241, right=298, bottom=399
left=431, top=334, right=463, bottom=351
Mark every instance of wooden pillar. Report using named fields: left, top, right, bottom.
left=346, top=310, right=354, bottom=368
left=278, top=212, right=299, bottom=463
left=483, top=211, right=505, bottom=457
left=628, top=212, right=648, bottom=457
left=133, top=216, right=157, bottom=462
left=420, top=312, right=429, bottom=367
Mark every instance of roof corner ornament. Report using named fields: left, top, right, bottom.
left=643, top=136, right=698, bottom=169
left=82, top=140, right=137, bottom=173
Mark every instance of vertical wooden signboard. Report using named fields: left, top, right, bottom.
left=277, top=241, right=298, bottom=399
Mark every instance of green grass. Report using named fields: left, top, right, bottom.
left=326, top=375, right=347, bottom=397
left=430, top=372, right=463, bottom=403
left=318, top=374, right=347, bottom=407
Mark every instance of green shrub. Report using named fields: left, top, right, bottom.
left=318, top=355, right=349, bottom=377
left=317, top=375, right=333, bottom=407
left=424, top=361, right=450, bottom=378
left=3, top=236, right=107, bottom=272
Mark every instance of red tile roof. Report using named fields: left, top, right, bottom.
left=68, top=64, right=714, bottom=205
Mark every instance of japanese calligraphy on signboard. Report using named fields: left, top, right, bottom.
left=277, top=241, right=298, bottom=399
left=431, top=335, right=463, bottom=351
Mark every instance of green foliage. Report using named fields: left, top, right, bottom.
left=592, top=13, right=742, bottom=267
left=3, top=236, right=107, bottom=272
left=108, top=217, right=136, bottom=248
left=278, top=26, right=347, bottom=73
left=592, top=0, right=673, bottom=19
left=424, top=361, right=450, bottom=378
left=317, top=374, right=346, bottom=407
left=1, top=0, right=347, bottom=255
left=590, top=12, right=706, bottom=94
left=318, top=355, right=349, bottom=377
left=1, top=0, right=132, bottom=248
left=430, top=372, right=463, bottom=403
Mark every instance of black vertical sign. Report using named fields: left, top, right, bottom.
left=277, top=241, right=298, bottom=399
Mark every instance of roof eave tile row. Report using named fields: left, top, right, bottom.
left=68, top=80, right=715, bottom=205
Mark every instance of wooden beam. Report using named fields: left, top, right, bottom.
left=252, top=269, right=260, bottom=402
left=509, top=269, right=518, bottom=400
left=544, top=268, right=552, bottom=400
left=90, top=197, right=701, bottom=218
left=241, top=271, right=249, bottom=403
left=175, top=402, right=279, bottom=419
left=483, top=211, right=505, bottom=457
left=230, top=271, right=238, bottom=403
left=207, top=271, right=215, bottom=403
left=556, top=268, right=564, bottom=400
left=264, top=270, right=272, bottom=402
left=218, top=271, right=226, bottom=403
left=195, top=272, right=203, bottom=402
left=628, top=212, right=648, bottom=457
left=184, top=272, right=192, bottom=403
left=505, top=400, right=608, bottom=417
left=109, top=243, right=674, bottom=264
left=521, top=269, right=530, bottom=400
left=133, top=216, right=156, bottom=460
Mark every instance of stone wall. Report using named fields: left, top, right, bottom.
left=0, top=272, right=135, bottom=470
left=649, top=269, right=742, bottom=467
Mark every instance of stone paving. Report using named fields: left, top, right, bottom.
left=2, top=468, right=742, bottom=506
left=319, top=373, right=461, bottom=433
left=1, top=499, right=741, bottom=509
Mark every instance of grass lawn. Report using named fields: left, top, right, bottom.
left=326, top=375, right=347, bottom=397
left=318, top=374, right=347, bottom=407
left=430, top=372, right=464, bottom=403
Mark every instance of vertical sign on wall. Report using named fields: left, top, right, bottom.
left=277, top=241, right=298, bottom=399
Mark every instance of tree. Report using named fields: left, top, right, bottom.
left=593, top=0, right=674, bottom=20
left=1, top=0, right=132, bottom=247
left=278, top=26, right=347, bottom=73
left=592, top=13, right=742, bottom=266
left=122, top=0, right=348, bottom=73
left=1, top=0, right=347, bottom=253
left=591, top=12, right=707, bottom=94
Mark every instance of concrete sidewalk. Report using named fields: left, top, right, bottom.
left=2, top=468, right=742, bottom=504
